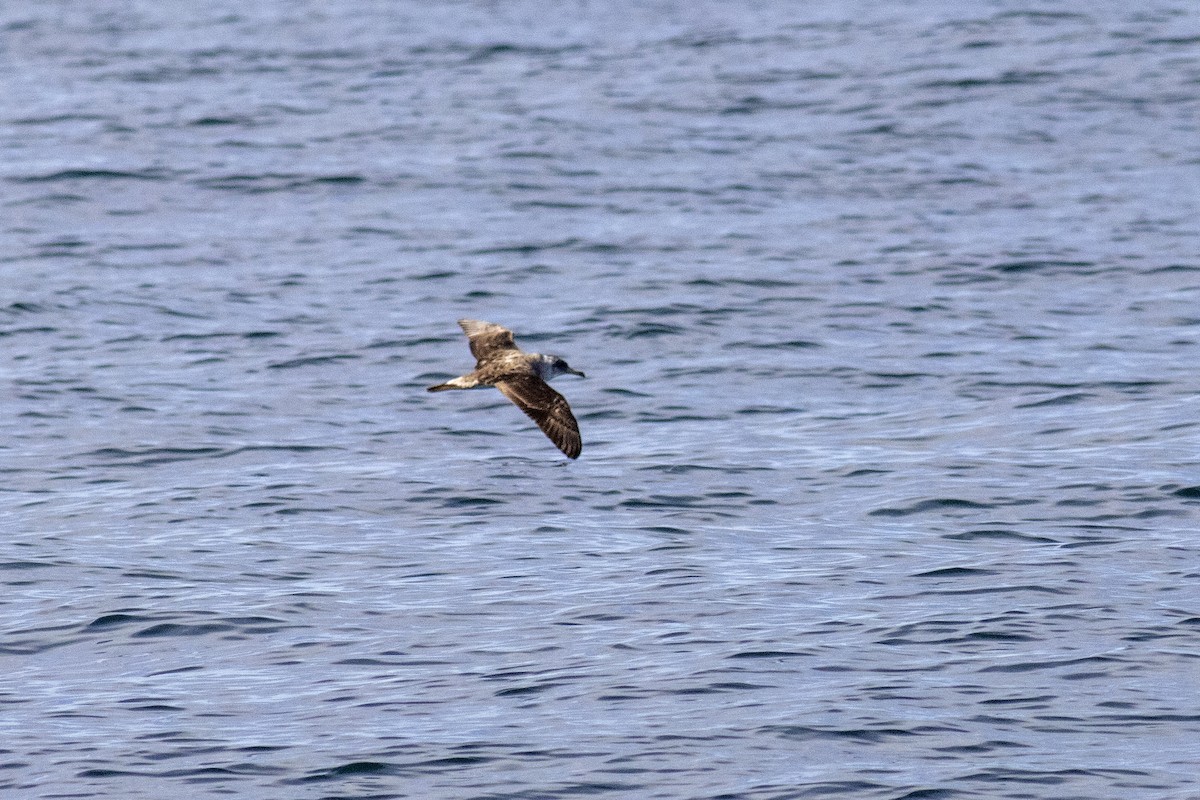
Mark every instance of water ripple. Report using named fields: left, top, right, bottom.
left=3, top=2, right=1199, bottom=798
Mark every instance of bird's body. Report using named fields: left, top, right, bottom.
left=428, top=319, right=585, bottom=458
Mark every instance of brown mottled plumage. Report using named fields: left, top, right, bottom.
left=428, top=320, right=585, bottom=458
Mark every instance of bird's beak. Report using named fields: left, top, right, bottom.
left=569, top=368, right=586, bottom=378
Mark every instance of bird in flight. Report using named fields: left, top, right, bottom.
left=428, top=319, right=585, bottom=458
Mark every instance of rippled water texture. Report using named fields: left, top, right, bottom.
left=3, top=1, right=1200, bottom=798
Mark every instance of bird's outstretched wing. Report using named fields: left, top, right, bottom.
left=495, top=375, right=582, bottom=459
left=459, top=319, right=518, bottom=361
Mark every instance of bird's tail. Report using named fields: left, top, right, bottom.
left=428, top=375, right=479, bottom=392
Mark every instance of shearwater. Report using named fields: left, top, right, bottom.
left=428, top=319, right=586, bottom=458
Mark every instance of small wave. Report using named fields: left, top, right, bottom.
left=729, top=650, right=812, bottom=659
left=82, top=444, right=335, bottom=466
left=990, top=259, right=1097, bottom=273
left=266, top=353, right=359, bottom=369
left=1015, top=392, right=1094, bottom=408
left=85, top=446, right=224, bottom=465
left=869, top=498, right=994, bottom=516
left=943, top=529, right=1057, bottom=543
left=912, top=567, right=997, bottom=578
left=84, top=613, right=152, bottom=631
left=623, top=322, right=684, bottom=338
left=467, top=237, right=580, bottom=255
left=10, top=168, right=172, bottom=182
left=922, top=70, right=1061, bottom=89
left=440, top=496, right=505, bottom=508
left=727, top=338, right=822, bottom=349
left=978, top=654, right=1126, bottom=674
left=132, top=622, right=236, bottom=638
left=195, top=173, right=367, bottom=193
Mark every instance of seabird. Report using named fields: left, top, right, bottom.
left=428, top=319, right=586, bottom=458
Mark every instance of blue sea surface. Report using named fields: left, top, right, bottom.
left=3, top=1, right=1199, bottom=798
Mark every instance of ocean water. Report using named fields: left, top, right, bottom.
left=3, top=1, right=1199, bottom=798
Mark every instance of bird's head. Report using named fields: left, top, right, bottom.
left=537, top=354, right=586, bottom=381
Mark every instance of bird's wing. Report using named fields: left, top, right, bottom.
left=495, top=375, right=582, bottom=459
left=458, top=319, right=518, bottom=360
